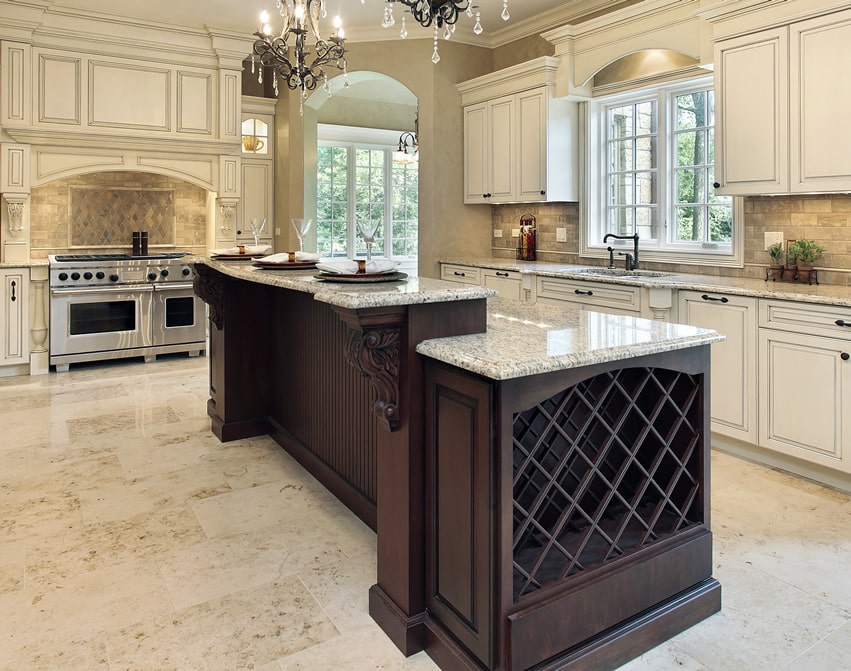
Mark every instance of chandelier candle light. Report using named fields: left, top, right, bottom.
left=367, top=0, right=511, bottom=63
left=253, top=0, right=348, bottom=113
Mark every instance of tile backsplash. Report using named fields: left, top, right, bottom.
left=492, top=194, right=851, bottom=285
left=28, top=172, right=208, bottom=259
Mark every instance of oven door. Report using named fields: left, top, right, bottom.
left=151, top=283, right=206, bottom=346
left=50, top=285, right=153, bottom=356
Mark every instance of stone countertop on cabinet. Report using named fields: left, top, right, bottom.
left=417, top=298, right=724, bottom=380
left=441, top=258, right=851, bottom=307
left=191, top=256, right=496, bottom=310
left=0, top=261, right=48, bottom=269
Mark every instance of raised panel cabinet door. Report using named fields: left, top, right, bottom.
left=790, top=9, right=851, bottom=192
left=482, top=273, right=521, bottom=301
left=714, top=29, right=788, bottom=195
left=463, top=102, right=489, bottom=204
left=1, top=270, right=27, bottom=364
left=488, top=95, right=516, bottom=202
left=237, top=161, right=273, bottom=244
left=516, top=89, right=547, bottom=201
left=679, top=291, right=757, bottom=442
left=758, top=329, right=851, bottom=473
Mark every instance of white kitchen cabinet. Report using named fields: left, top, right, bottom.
left=458, top=57, right=578, bottom=205
left=757, top=299, right=851, bottom=474
left=714, top=8, right=851, bottom=195
left=441, top=263, right=482, bottom=285
left=678, top=290, right=757, bottom=442
left=535, top=276, right=641, bottom=316
left=481, top=268, right=522, bottom=301
left=236, top=100, right=275, bottom=248
left=1, top=268, right=28, bottom=368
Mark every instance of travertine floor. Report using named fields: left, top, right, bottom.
left=0, top=355, right=849, bottom=670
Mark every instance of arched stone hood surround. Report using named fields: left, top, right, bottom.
left=0, top=2, right=250, bottom=262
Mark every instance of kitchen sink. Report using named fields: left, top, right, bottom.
left=570, top=267, right=674, bottom=278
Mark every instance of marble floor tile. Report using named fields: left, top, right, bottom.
left=1, top=357, right=850, bottom=671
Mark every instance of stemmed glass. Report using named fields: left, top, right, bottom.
left=248, top=217, right=266, bottom=247
left=290, top=218, right=313, bottom=252
left=356, top=216, right=381, bottom=262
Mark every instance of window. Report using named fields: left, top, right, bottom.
left=241, top=118, right=269, bottom=155
left=316, top=125, right=418, bottom=268
left=585, top=77, right=740, bottom=266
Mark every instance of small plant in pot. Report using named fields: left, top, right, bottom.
left=767, top=242, right=785, bottom=280
left=789, top=239, right=825, bottom=270
left=783, top=242, right=799, bottom=280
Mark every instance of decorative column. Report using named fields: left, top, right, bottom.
left=29, top=266, right=49, bottom=375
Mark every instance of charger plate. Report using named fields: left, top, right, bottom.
left=313, top=271, right=408, bottom=283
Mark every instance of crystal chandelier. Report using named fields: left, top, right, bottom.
left=393, top=112, right=419, bottom=164
left=366, top=0, right=511, bottom=64
left=252, top=0, right=348, bottom=110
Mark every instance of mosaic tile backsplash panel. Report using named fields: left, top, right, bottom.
left=29, top=172, right=208, bottom=258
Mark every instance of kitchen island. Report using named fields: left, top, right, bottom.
left=192, top=258, right=723, bottom=671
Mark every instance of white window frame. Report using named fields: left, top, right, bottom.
left=317, top=124, right=418, bottom=272
left=581, top=76, right=743, bottom=268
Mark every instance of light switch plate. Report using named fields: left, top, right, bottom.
left=275, top=228, right=281, bottom=236
left=511, top=228, right=520, bottom=238
left=494, top=229, right=503, bottom=238
left=556, top=228, right=568, bottom=242
left=764, top=231, right=783, bottom=250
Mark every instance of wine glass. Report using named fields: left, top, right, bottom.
left=291, top=218, right=313, bottom=252
left=356, top=216, right=381, bottom=262
left=248, top=217, right=266, bottom=247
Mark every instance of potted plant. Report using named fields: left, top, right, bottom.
left=767, top=242, right=785, bottom=280
left=788, top=239, right=825, bottom=283
left=784, top=241, right=799, bottom=280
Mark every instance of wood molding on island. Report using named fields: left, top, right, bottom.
left=192, top=258, right=724, bottom=671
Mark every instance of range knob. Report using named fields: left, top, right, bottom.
left=160, top=269, right=169, bottom=278
left=83, top=272, right=93, bottom=280
left=148, top=272, right=158, bottom=281
left=182, top=268, right=191, bottom=277
left=70, top=272, right=80, bottom=281
left=58, top=272, right=68, bottom=281
left=96, top=271, right=105, bottom=280
left=110, top=274, right=119, bottom=282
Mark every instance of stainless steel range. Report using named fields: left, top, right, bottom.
left=48, top=253, right=206, bottom=372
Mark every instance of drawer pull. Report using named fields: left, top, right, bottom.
left=453, top=271, right=466, bottom=277
left=835, top=319, right=851, bottom=327
left=574, top=289, right=594, bottom=296
left=10, top=280, right=16, bottom=302
left=496, top=272, right=509, bottom=277
left=701, top=294, right=729, bottom=303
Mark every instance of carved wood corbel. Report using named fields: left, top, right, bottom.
left=193, top=264, right=224, bottom=329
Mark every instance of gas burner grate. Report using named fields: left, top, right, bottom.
left=53, top=254, right=132, bottom=262
left=511, top=366, right=702, bottom=601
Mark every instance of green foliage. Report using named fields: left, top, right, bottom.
left=788, top=239, right=825, bottom=266
left=767, top=242, right=785, bottom=264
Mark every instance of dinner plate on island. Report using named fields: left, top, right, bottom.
left=253, top=251, right=320, bottom=269
left=210, top=244, right=271, bottom=260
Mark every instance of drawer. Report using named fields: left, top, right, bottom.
left=441, top=264, right=481, bottom=285
left=536, top=276, right=641, bottom=313
left=482, top=269, right=522, bottom=301
left=759, top=299, right=851, bottom=339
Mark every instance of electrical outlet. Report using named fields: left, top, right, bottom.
left=275, top=228, right=281, bottom=236
left=764, top=232, right=783, bottom=250
left=511, top=228, right=520, bottom=238
left=556, top=228, right=568, bottom=242
left=494, top=229, right=503, bottom=238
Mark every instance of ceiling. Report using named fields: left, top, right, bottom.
left=38, top=0, right=591, bottom=45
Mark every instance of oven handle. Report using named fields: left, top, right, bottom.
left=51, top=285, right=154, bottom=297
left=153, top=283, right=195, bottom=292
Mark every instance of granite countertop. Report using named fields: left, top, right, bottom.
left=192, top=256, right=495, bottom=309
left=442, top=258, right=851, bottom=307
left=0, top=260, right=48, bottom=269
left=417, top=298, right=724, bottom=380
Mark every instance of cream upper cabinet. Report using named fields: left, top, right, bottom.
left=714, top=7, right=851, bottom=195
left=458, top=57, right=578, bottom=205
left=714, top=29, right=788, bottom=195
left=0, top=268, right=28, bottom=368
left=678, top=290, right=757, bottom=442
left=236, top=101, right=275, bottom=248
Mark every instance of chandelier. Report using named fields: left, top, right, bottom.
left=252, top=0, right=348, bottom=110
left=367, top=0, right=511, bottom=63
left=393, top=112, right=419, bottom=164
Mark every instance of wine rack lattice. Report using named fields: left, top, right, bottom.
left=512, top=367, right=702, bottom=601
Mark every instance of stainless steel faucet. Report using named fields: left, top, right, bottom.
left=603, top=233, right=639, bottom=270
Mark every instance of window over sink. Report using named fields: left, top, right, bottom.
left=583, top=76, right=743, bottom=267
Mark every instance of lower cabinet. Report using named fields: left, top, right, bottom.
left=535, top=275, right=641, bottom=315
left=678, top=290, right=757, bottom=442
left=1, top=268, right=28, bottom=368
left=481, top=268, right=522, bottom=301
left=441, top=263, right=481, bottom=285
left=757, top=300, right=851, bottom=474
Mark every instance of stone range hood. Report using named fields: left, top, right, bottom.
left=0, top=3, right=251, bottom=263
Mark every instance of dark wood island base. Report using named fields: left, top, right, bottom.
left=192, top=261, right=722, bottom=671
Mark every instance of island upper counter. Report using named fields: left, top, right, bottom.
left=190, top=258, right=724, bottom=671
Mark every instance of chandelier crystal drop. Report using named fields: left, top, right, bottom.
left=253, top=0, right=348, bottom=114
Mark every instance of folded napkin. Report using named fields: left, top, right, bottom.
left=211, top=245, right=271, bottom=256
left=262, top=251, right=321, bottom=263
left=315, top=259, right=399, bottom=275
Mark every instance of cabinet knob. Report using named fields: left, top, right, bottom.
left=713, top=182, right=721, bottom=189
left=540, top=190, right=546, bottom=195
left=835, top=319, right=851, bottom=327
left=842, top=352, right=850, bottom=361
left=574, top=289, right=594, bottom=296
left=701, top=294, right=729, bottom=303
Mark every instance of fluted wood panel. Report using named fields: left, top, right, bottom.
left=272, top=291, right=377, bottom=506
